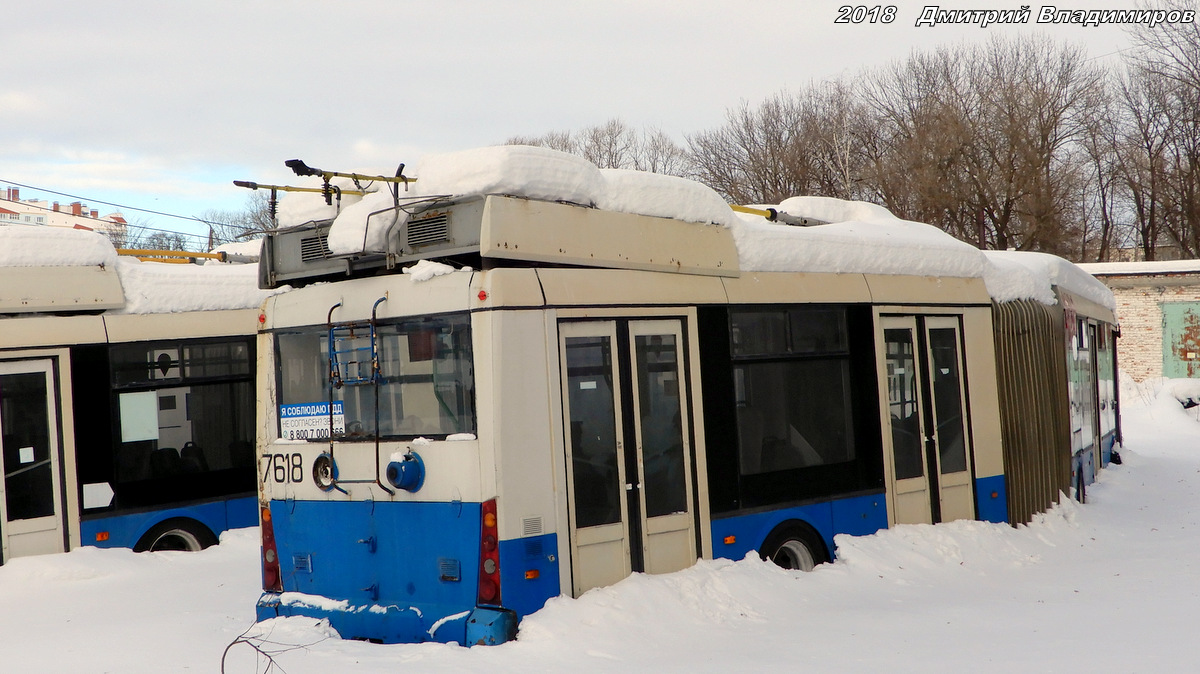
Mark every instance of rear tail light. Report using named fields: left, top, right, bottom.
left=260, top=505, right=282, bottom=592
left=477, top=499, right=501, bottom=605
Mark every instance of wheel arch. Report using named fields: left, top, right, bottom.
left=759, top=518, right=831, bottom=566
left=133, top=516, right=218, bottom=552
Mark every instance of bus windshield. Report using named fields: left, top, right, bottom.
left=275, top=313, right=475, bottom=440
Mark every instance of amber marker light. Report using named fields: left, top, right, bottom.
left=525, top=570, right=540, bottom=580
left=723, top=535, right=736, bottom=545
left=95, top=532, right=110, bottom=542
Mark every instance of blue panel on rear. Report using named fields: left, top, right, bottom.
left=270, top=499, right=480, bottom=611
left=974, top=474, right=1008, bottom=523
left=265, top=498, right=541, bottom=644
left=711, top=492, right=887, bottom=562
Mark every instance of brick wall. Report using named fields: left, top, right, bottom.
left=1105, top=280, right=1200, bottom=382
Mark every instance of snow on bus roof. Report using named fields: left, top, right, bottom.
left=109, top=257, right=277, bottom=315
left=983, top=250, right=1116, bottom=311
left=1077, top=258, right=1200, bottom=276
left=319, top=145, right=735, bottom=253
left=292, top=145, right=1107, bottom=308
left=733, top=196, right=986, bottom=279
left=0, top=224, right=118, bottom=267
left=0, top=225, right=278, bottom=315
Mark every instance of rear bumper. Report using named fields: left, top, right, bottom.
left=256, top=592, right=516, bottom=645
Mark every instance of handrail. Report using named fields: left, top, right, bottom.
left=730, top=204, right=827, bottom=227
left=116, top=248, right=259, bottom=264
left=232, top=181, right=367, bottom=197
left=323, top=296, right=395, bottom=496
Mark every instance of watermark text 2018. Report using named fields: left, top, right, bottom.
left=835, top=5, right=898, bottom=23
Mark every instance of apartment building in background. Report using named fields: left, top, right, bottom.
left=2, top=187, right=127, bottom=242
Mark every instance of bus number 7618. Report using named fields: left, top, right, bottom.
left=262, top=453, right=304, bottom=484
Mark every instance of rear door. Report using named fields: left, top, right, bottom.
left=0, top=359, right=67, bottom=562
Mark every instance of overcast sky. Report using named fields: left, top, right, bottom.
left=4, top=1, right=1143, bottom=244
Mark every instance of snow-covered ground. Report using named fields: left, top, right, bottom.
left=3, top=380, right=1197, bottom=673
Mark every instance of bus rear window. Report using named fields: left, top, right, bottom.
left=275, top=313, right=475, bottom=440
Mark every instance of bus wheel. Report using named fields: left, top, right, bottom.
left=135, top=518, right=218, bottom=553
left=761, top=524, right=827, bottom=572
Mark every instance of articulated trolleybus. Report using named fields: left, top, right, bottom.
left=0, top=226, right=267, bottom=562
left=253, top=149, right=1113, bottom=645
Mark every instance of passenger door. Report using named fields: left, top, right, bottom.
left=559, top=318, right=697, bottom=595
left=0, top=360, right=66, bottom=563
left=881, top=316, right=974, bottom=525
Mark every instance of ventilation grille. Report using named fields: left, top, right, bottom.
left=522, top=516, right=543, bottom=537
left=293, top=554, right=312, bottom=573
left=524, top=539, right=544, bottom=560
left=407, top=213, right=450, bottom=248
left=300, top=234, right=331, bottom=261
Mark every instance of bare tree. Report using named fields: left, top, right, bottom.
left=1128, top=0, right=1200, bottom=90
left=118, top=218, right=197, bottom=251
left=687, top=81, right=872, bottom=205
left=198, top=192, right=274, bottom=249
left=1119, top=2, right=1200, bottom=258
left=860, top=35, right=1105, bottom=255
left=503, top=25, right=1196, bottom=263
left=507, top=119, right=690, bottom=175
left=1076, top=84, right=1126, bottom=261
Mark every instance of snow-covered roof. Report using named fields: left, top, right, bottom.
left=1077, top=259, right=1200, bottom=276
left=109, top=257, right=274, bottom=314
left=984, top=250, right=1117, bottom=312
left=279, top=145, right=1108, bottom=308
left=0, top=224, right=118, bottom=267
left=733, top=196, right=985, bottom=279
left=0, top=224, right=279, bottom=315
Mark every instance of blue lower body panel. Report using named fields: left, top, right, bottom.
left=974, top=474, right=1008, bottom=523
left=81, top=495, right=257, bottom=549
left=258, top=499, right=558, bottom=645
left=1100, top=430, right=1118, bottom=467
left=711, top=492, right=887, bottom=562
left=1072, top=448, right=1097, bottom=491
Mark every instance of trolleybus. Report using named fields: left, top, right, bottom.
left=0, top=225, right=272, bottom=561
left=252, top=147, right=1118, bottom=645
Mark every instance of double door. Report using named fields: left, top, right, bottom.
left=882, top=316, right=975, bottom=525
left=0, top=360, right=67, bottom=563
left=559, top=319, right=697, bottom=596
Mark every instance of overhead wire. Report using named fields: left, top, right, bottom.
left=0, top=177, right=241, bottom=242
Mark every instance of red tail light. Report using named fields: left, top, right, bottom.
left=260, top=505, right=282, bottom=592
left=477, top=499, right=501, bottom=605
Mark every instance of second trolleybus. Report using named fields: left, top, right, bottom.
left=0, top=226, right=271, bottom=562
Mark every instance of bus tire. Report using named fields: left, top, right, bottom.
left=760, top=522, right=828, bottom=572
left=135, top=518, right=218, bottom=553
